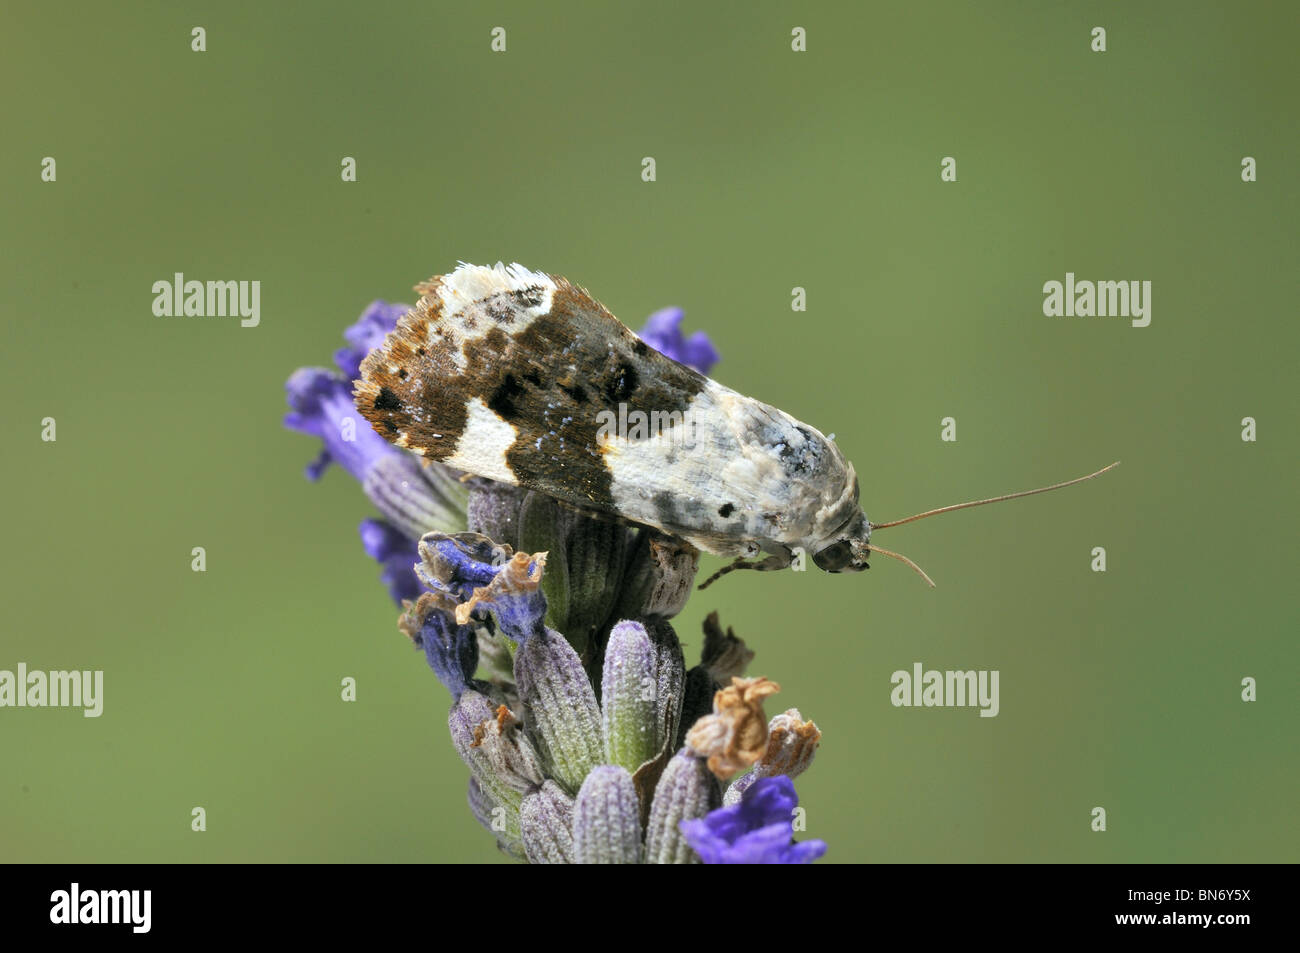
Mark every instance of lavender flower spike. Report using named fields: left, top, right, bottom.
left=573, top=766, right=642, bottom=864
left=448, top=690, right=543, bottom=840
left=644, top=750, right=720, bottom=865
left=514, top=628, right=603, bottom=793
left=644, top=618, right=686, bottom=757
left=467, top=776, right=520, bottom=857
left=520, top=780, right=576, bottom=864
left=362, top=453, right=469, bottom=545
left=680, top=775, right=825, bottom=864
left=601, top=621, right=660, bottom=773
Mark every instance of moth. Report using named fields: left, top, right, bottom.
left=355, top=262, right=1114, bottom=587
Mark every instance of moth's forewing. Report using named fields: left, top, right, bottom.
left=356, top=264, right=704, bottom=511
left=355, top=263, right=857, bottom=559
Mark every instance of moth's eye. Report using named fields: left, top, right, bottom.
left=813, top=539, right=862, bottom=573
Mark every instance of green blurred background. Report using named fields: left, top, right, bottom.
left=2, top=0, right=1295, bottom=863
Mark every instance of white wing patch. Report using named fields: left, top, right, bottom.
left=404, top=262, right=559, bottom=374
left=445, top=397, right=520, bottom=485
left=438, top=261, right=556, bottom=319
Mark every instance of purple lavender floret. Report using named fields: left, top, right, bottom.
left=416, top=535, right=506, bottom=603
left=637, top=308, right=720, bottom=376
left=285, top=300, right=411, bottom=482
left=334, top=301, right=411, bottom=382
left=284, top=367, right=400, bottom=483
left=287, top=302, right=421, bottom=601
left=416, top=535, right=547, bottom=645
left=358, top=518, right=422, bottom=605
left=679, top=775, right=826, bottom=864
left=410, top=601, right=480, bottom=699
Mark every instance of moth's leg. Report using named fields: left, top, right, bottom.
left=697, top=548, right=792, bottom=590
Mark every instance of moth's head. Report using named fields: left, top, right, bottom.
left=811, top=512, right=872, bottom=573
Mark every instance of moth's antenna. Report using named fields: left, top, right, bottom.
left=869, top=462, right=1119, bottom=532
left=865, top=544, right=935, bottom=588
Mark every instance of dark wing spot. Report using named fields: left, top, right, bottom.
left=632, top=339, right=649, bottom=357
left=559, top=382, right=587, bottom=403
left=718, top=503, right=735, bottom=518
left=603, top=360, right=639, bottom=403
left=398, top=368, right=408, bottom=380
left=485, top=292, right=523, bottom=325
left=522, top=368, right=543, bottom=387
left=374, top=387, right=403, bottom=412
left=487, top=373, right=526, bottom=421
